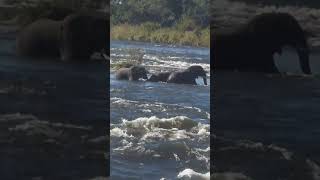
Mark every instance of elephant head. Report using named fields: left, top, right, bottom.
left=128, top=66, right=149, bottom=81
left=187, top=65, right=207, bottom=85
left=213, top=12, right=311, bottom=74
left=59, top=13, right=109, bottom=61
left=115, top=65, right=149, bottom=81
left=246, top=13, right=311, bottom=74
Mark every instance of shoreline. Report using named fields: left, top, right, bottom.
left=111, top=24, right=210, bottom=48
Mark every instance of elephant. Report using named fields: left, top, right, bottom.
left=60, top=13, right=109, bottom=61
left=115, top=66, right=149, bottom=81
left=166, top=65, right=207, bottom=85
left=16, top=19, right=61, bottom=57
left=16, top=12, right=109, bottom=61
left=212, top=12, right=311, bottom=74
left=147, top=72, right=171, bottom=82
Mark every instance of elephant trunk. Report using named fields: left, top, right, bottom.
left=101, top=49, right=110, bottom=61
left=297, top=46, right=311, bottom=74
left=203, top=76, right=207, bottom=85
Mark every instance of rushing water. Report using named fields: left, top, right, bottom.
left=110, top=41, right=210, bottom=179
left=0, top=38, right=107, bottom=123
left=0, top=36, right=108, bottom=178
left=214, top=49, right=320, bottom=179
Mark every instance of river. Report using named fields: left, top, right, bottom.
left=110, top=40, right=210, bottom=180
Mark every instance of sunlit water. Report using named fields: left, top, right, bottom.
left=110, top=41, right=210, bottom=179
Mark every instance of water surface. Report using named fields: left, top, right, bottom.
left=110, top=40, right=210, bottom=179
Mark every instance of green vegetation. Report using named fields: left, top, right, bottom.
left=111, top=0, right=210, bottom=47
left=0, top=0, right=107, bottom=25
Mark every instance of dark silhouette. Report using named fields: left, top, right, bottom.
left=60, top=13, right=108, bottom=61
left=167, top=65, right=207, bottom=85
left=212, top=12, right=311, bottom=74
left=16, top=13, right=109, bottom=61
left=147, top=72, right=171, bottom=82
left=16, top=19, right=61, bottom=57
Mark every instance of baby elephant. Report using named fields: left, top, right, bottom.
left=116, top=66, right=148, bottom=81
left=147, top=72, right=171, bottom=82
left=167, top=65, right=207, bottom=85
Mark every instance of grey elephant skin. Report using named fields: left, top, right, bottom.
left=115, top=66, right=148, bottom=81
left=167, top=65, right=207, bottom=85
left=16, top=19, right=61, bottom=57
left=16, top=12, right=109, bottom=61
left=60, top=13, right=109, bottom=61
left=212, top=12, right=311, bottom=74
left=148, top=72, right=171, bottom=82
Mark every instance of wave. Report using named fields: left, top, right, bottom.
left=110, top=97, right=210, bottom=120
left=111, top=116, right=210, bottom=173
left=110, top=52, right=210, bottom=77
left=214, top=136, right=320, bottom=180
left=177, top=169, right=210, bottom=180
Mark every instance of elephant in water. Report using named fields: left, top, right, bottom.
left=16, top=19, right=61, bottom=57
left=60, top=13, right=109, bottom=61
left=115, top=66, right=149, bottom=81
left=16, top=12, right=109, bottom=61
left=147, top=72, right=171, bottom=82
left=166, top=65, right=207, bottom=85
left=212, top=12, right=311, bottom=74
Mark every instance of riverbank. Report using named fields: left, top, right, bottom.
left=111, top=24, right=210, bottom=48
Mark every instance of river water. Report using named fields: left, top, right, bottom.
left=110, top=41, right=210, bottom=179
left=214, top=49, right=320, bottom=180
left=0, top=37, right=108, bottom=178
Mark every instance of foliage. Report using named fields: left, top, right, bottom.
left=111, top=0, right=209, bottom=28
left=110, top=0, right=210, bottom=47
left=111, top=24, right=210, bottom=47
left=1, top=0, right=107, bottom=25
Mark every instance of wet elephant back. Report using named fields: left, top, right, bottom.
left=16, top=19, right=61, bottom=57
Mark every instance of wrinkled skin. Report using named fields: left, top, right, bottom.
left=16, top=19, right=62, bottom=57
left=60, top=13, right=109, bottom=61
left=147, top=72, right=171, bottom=82
left=167, top=65, right=207, bottom=85
left=115, top=66, right=148, bottom=81
left=212, top=12, right=311, bottom=74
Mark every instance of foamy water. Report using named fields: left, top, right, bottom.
left=110, top=40, right=210, bottom=179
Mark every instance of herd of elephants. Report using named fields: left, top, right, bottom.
left=15, top=11, right=312, bottom=86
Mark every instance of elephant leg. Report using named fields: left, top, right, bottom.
left=262, top=56, right=280, bottom=73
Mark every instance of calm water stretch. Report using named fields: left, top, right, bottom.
left=110, top=41, right=210, bottom=179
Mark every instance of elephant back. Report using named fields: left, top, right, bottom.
left=16, top=19, right=62, bottom=57
left=60, top=13, right=108, bottom=60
